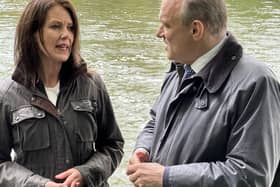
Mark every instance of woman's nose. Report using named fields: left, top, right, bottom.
left=60, top=27, right=72, bottom=39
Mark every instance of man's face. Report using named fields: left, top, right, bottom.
left=156, top=0, right=195, bottom=64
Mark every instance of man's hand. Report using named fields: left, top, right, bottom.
left=55, top=168, right=83, bottom=187
left=127, top=162, right=164, bottom=187
left=128, top=148, right=149, bottom=165
left=127, top=149, right=164, bottom=187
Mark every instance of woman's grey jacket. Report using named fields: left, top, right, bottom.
left=0, top=70, right=124, bottom=186
left=135, top=34, right=280, bottom=187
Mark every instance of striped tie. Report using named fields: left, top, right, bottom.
left=176, top=63, right=185, bottom=84
left=184, top=64, right=195, bottom=78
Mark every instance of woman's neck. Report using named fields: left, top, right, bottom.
left=39, top=60, right=62, bottom=88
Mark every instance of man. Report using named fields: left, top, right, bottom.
left=126, top=0, right=280, bottom=186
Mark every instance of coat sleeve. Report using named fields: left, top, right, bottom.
left=0, top=93, right=50, bottom=187
left=163, top=74, right=280, bottom=186
left=134, top=70, right=175, bottom=153
left=134, top=97, right=158, bottom=152
left=75, top=74, right=124, bottom=186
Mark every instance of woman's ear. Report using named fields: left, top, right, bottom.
left=190, top=20, right=205, bottom=41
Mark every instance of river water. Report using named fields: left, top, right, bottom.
left=0, top=0, right=279, bottom=186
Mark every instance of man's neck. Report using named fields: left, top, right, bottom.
left=191, top=32, right=227, bottom=73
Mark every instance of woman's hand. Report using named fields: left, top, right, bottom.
left=45, top=181, right=68, bottom=187
left=54, top=168, right=83, bottom=187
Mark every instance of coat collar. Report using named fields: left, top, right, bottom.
left=197, top=33, right=243, bottom=93
left=12, top=60, right=88, bottom=94
left=168, top=33, right=243, bottom=94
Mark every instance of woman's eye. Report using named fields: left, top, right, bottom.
left=68, top=25, right=74, bottom=32
left=50, top=24, right=60, bottom=29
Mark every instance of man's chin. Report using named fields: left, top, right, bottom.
left=166, top=54, right=176, bottom=62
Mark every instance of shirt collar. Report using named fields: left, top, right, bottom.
left=191, top=35, right=227, bottom=73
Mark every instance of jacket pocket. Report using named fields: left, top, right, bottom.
left=11, top=105, right=50, bottom=151
left=70, top=99, right=95, bottom=113
left=71, top=99, right=97, bottom=163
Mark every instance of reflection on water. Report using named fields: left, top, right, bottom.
left=0, top=0, right=279, bottom=186
left=0, top=1, right=25, bottom=77
left=227, top=0, right=280, bottom=77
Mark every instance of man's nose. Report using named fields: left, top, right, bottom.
left=156, top=25, right=164, bottom=38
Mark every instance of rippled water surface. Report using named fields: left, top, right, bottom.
left=0, top=0, right=279, bottom=186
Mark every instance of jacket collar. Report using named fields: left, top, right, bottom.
left=197, top=33, right=243, bottom=93
left=168, top=33, right=243, bottom=93
left=12, top=60, right=86, bottom=94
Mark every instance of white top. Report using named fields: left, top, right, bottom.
left=191, top=35, right=227, bottom=73
left=45, top=81, right=60, bottom=106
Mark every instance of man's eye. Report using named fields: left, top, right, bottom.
left=163, top=24, right=170, bottom=28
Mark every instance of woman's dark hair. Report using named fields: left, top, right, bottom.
left=13, top=0, right=87, bottom=88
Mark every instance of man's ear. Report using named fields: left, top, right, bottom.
left=190, top=20, right=205, bottom=41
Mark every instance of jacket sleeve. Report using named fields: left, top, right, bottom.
left=0, top=94, right=50, bottom=187
left=134, top=69, right=175, bottom=153
left=134, top=98, right=158, bottom=152
left=75, top=74, right=124, bottom=186
left=163, top=74, right=280, bottom=186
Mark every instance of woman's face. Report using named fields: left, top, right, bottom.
left=39, top=5, right=74, bottom=64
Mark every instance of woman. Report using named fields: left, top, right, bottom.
left=0, top=0, right=124, bottom=186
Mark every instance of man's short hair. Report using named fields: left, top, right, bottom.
left=180, top=0, right=227, bottom=35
